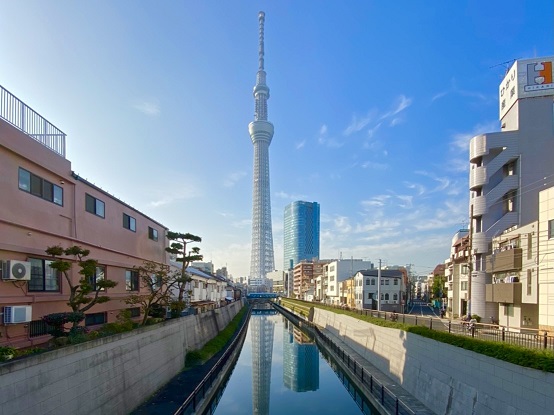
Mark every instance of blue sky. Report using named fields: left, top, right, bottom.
left=1, top=1, right=552, bottom=278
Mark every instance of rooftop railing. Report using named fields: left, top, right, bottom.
left=0, top=85, right=66, bottom=158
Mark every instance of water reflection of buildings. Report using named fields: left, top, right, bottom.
left=282, top=319, right=319, bottom=392
left=251, top=315, right=275, bottom=415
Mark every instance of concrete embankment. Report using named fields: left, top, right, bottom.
left=0, top=300, right=243, bottom=415
left=311, top=307, right=554, bottom=415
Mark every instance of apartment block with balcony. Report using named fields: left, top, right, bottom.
left=0, top=85, right=169, bottom=348
left=538, top=187, right=554, bottom=334
left=485, top=222, right=537, bottom=331
left=468, top=56, right=554, bottom=320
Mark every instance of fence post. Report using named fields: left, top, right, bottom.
left=415, top=315, right=418, bottom=326
left=544, top=331, right=548, bottom=349
left=430, top=318, right=433, bottom=330
left=448, top=320, right=451, bottom=333
left=502, top=327, right=505, bottom=342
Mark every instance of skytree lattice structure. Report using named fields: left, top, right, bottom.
left=249, top=11, right=275, bottom=278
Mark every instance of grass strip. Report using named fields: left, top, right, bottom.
left=281, top=298, right=554, bottom=372
left=185, top=306, right=247, bottom=368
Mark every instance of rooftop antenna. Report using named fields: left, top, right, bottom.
left=489, top=58, right=519, bottom=75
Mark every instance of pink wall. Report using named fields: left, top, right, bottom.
left=1, top=118, right=171, bottom=348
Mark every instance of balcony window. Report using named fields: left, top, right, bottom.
left=86, top=194, right=105, bottom=218
left=28, top=258, right=61, bottom=292
left=126, top=270, right=139, bottom=291
left=549, top=219, right=554, bottom=239
left=148, top=227, right=158, bottom=241
left=18, top=168, right=63, bottom=206
left=123, top=213, right=136, bottom=232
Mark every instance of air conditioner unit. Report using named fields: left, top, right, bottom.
left=3, top=306, right=32, bottom=324
left=2, top=260, right=31, bottom=281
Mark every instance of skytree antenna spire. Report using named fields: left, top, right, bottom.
left=249, top=11, right=275, bottom=279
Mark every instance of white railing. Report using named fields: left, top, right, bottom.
left=0, top=85, right=66, bottom=158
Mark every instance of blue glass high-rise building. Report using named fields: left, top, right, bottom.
left=283, top=201, right=320, bottom=270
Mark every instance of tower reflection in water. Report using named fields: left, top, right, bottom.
left=251, top=312, right=275, bottom=415
left=250, top=311, right=320, bottom=415
left=283, top=319, right=319, bottom=392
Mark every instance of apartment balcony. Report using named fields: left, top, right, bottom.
left=469, top=131, right=519, bottom=162
left=471, top=195, right=487, bottom=216
left=0, top=85, right=66, bottom=158
left=472, top=232, right=489, bottom=254
left=485, top=175, right=518, bottom=207
left=486, top=247, right=522, bottom=273
left=485, top=282, right=522, bottom=304
left=469, top=134, right=487, bottom=160
left=469, top=165, right=487, bottom=189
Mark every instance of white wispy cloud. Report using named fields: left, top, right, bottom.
left=361, top=195, right=391, bottom=208
left=133, top=100, right=160, bottom=116
left=223, top=171, right=246, bottom=188
left=360, top=161, right=388, bottom=170
left=333, top=216, right=352, bottom=233
left=275, top=191, right=307, bottom=200
left=431, top=79, right=491, bottom=104
left=343, top=110, right=377, bottom=136
left=450, top=120, right=499, bottom=152
left=403, top=181, right=426, bottom=195
left=380, top=95, right=413, bottom=120
left=295, top=140, right=306, bottom=150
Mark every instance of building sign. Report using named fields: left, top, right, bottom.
left=499, top=57, right=554, bottom=119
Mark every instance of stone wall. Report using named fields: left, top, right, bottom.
left=312, top=308, right=554, bottom=415
left=0, top=300, right=243, bottom=415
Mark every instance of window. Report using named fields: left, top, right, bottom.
left=367, top=293, right=373, bottom=300
left=380, top=294, right=384, bottom=300
left=123, top=213, right=136, bottom=232
left=28, top=258, right=60, bottom=292
left=503, top=304, right=514, bottom=317
left=527, top=233, right=533, bottom=260
left=394, top=279, right=398, bottom=285
left=85, top=312, right=107, bottom=326
left=18, top=168, right=63, bottom=206
left=365, top=279, right=370, bottom=285
left=380, top=279, right=384, bottom=285
left=393, top=293, right=398, bottom=301
left=129, top=307, right=141, bottom=318
left=126, top=270, right=139, bottom=291
left=549, top=219, right=554, bottom=239
left=148, top=227, right=158, bottom=241
left=151, top=274, right=162, bottom=292
left=29, top=319, right=53, bottom=337
left=88, top=266, right=106, bottom=291
left=527, top=269, right=532, bottom=296
left=385, top=279, right=390, bottom=285
left=385, top=293, right=390, bottom=301
left=86, top=194, right=105, bottom=218
left=461, top=265, right=469, bottom=275
left=371, top=279, right=375, bottom=285
left=461, top=281, right=468, bottom=291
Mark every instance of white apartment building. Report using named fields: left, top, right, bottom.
left=353, top=269, right=404, bottom=312
left=468, top=56, right=554, bottom=320
left=444, top=229, right=469, bottom=318
left=538, top=187, right=554, bottom=334
left=266, top=270, right=286, bottom=294
left=323, top=259, right=374, bottom=305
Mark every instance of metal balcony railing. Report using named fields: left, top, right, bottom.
left=0, top=85, right=66, bottom=158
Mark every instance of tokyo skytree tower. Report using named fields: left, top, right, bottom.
left=249, top=11, right=275, bottom=278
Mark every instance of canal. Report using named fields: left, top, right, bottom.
left=209, top=310, right=379, bottom=415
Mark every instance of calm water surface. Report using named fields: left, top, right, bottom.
left=212, top=312, right=377, bottom=415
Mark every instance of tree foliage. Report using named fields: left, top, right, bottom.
left=46, top=245, right=117, bottom=326
left=431, top=275, right=447, bottom=300
left=124, top=261, right=177, bottom=325
left=165, top=231, right=203, bottom=303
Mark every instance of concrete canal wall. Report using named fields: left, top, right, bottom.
left=0, top=300, right=243, bottom=415
left=312, top=308, right=554, bottom=415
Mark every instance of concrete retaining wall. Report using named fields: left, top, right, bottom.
left=0, top=300, right=243, bottom=415
left=313, top=308, right=554, bottom=415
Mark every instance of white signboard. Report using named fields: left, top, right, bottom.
left=499, top=57, right=554, bottom=119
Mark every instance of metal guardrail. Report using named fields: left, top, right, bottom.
left=274, top=302, right=416, bottom=415
left=316, top=327, right=416, bottom=415
left=173, top=308, right=251, bottom=415
left=0, top=85, right=66, bottom=157
left=308, top=301, right=554, bottom=351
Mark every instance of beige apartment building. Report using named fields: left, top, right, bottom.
left=0, top=86, right=169, bottom=348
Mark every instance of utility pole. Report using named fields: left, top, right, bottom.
left=377, top=259, right=382, bottom=311
left=467, top=204, right=474, bottom=319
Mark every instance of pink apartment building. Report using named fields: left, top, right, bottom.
left=0, top=86, right=169, bottom=348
